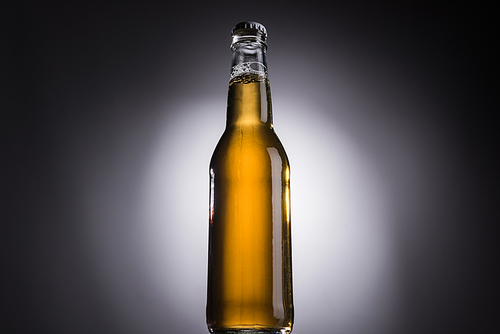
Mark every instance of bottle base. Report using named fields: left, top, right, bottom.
left=208, top=329, right=291, bottom=334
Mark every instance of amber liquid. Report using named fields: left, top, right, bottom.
left=207, top=74, right=293, bottom=334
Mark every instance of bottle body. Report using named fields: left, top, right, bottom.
left=207, top=74, right=293, bottom=334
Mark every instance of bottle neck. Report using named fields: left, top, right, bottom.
left=226, top=41, right=273, bottom=128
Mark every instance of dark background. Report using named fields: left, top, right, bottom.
left=2, top=1, right=498, bottom=333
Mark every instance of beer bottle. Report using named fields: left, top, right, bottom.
left=206, top=22, right=294, bottom=334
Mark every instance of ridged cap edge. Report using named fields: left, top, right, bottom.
left=231, top=21, right=267, bottom=38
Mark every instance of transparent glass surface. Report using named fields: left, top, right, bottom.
left=207, top=74, right=293, bottom=334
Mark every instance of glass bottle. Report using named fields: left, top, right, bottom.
left=206, top=22, right=294, bottom=334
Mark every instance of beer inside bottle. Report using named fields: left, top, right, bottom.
left=207, top=22, right=293, bottom=334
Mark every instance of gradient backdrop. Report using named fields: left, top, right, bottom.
left=2, top=1, right=498, bottom=333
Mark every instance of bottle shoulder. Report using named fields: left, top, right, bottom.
left=210, top=125, right=289, bottom=169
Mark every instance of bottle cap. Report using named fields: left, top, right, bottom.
left=230, top=21, right=267, bottom=50
left=231, top=21, right=267, bottom=39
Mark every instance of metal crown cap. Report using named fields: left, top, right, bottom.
left=231, top=21, right=267, bottom=39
